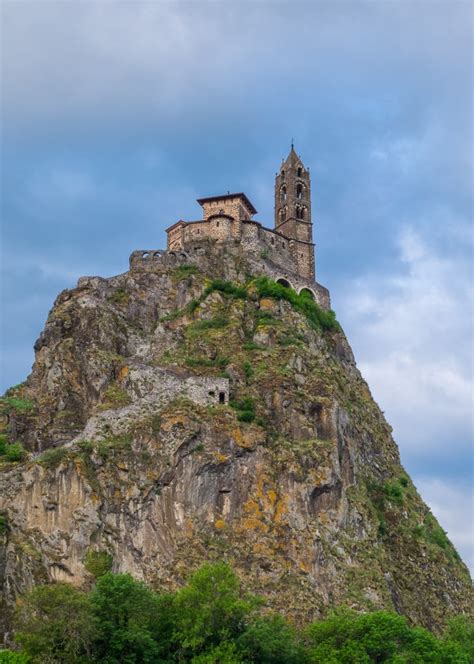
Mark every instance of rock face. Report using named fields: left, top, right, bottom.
left=0, top=245, right=471, bottom=641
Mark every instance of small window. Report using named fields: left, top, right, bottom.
left=281, top=169, right=285, bottom=179
left=297, top=167, right=302, bottom=177
left=219, top=392, right=226, bottom=404
left=216, top=221, right=220, bottom=227
left=208, top=391, right=215, bottom=397
left=296, top=183, right=303, bottom=199
left=271, top=236, right=274, bottom=245
left=282, top=242, right=285, bottom=248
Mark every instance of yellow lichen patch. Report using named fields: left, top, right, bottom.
left=239, top=517, right=269, bottom=533
left=230, top=425, right=265, bottom=450
left=243, top=498, right=262, bottom=518
left=252, top=541, right=275, bottom=557
left=117, top=365, right=129, bottom=381
left=213, top=452, right=228, bottom=464
left=214, top=519, right=226, bottom=530
left=259, top=298, right=276, bottom=311
left=274, top=495, right=288, bottom=524
left=160, top=414, right=191, bottom=432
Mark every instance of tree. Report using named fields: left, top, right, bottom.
left=89, top=572, right=171, bottom=664
left=443, top=615, right=474, bottom=662
left=305, top=609, right=470, bottom=663
left=0, top=651, right=30, bottom=663
left=170, top=562, right=257, bottom=661
left=14, top=583, right=95, bottom=663
left=238, top=614, right=306, bottom=664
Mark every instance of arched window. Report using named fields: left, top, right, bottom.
left=296, top=183, right=303, bottom=199
left=280, top=185, right=287, bottom=202
left=297, top=167, right=302, bottom=177
left=279, top=207, right=286, bottom=223
left=296, top=206, right=305, bottom=220
left=281, top=169, right=285, bottom=180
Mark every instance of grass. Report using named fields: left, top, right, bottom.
left=185, top=356, right=229, bottom=369
left=186, top=316, right=229, bottom=339
left=107, top=288, right=129, bottom=305
left=0, top=396, right=35, bottom=415
left=38, top=447, right=69, bottom=469
left=172, top=264, right=199, bottom=280
left=253, top=276, right=340, bottom=332
left=98, top=383, right=132, bottom=410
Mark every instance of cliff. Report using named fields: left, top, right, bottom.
left=0, top=245, right=471, bottom=640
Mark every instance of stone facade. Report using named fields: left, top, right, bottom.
left=134, top=149, right=329, bottom=306
left=165, top=149, right=318, bottom=282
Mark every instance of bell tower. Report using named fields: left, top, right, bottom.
left=274, top=145, right=315, bottom=280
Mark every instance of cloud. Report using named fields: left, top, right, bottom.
left=415, top=476, right=474, bottom=573
left=338, top=226, right=473, bottom=476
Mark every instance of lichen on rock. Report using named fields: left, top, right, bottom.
left=0, top=248, right=471, bottom=641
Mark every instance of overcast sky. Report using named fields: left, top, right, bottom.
left=1, top=1, right=472, bottom=571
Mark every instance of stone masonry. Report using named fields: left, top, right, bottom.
left=131, top=148, right=330, bottom=308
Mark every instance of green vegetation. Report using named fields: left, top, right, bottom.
left=37, top=447, right=69, bottom=469
left=0, top=442, right=26, bottom=463
left=204, top=279, right=248, bottom=300
left=415, top=513, right=457, bottom=557
left=230, top=396, right=256, bottom=423
left=185, top=356, right=229, bottom=369
left=0, top=514, right=7, bottom=534
left=84, top=551, right=113, bottom=579
left=172, top=264, right=200, bottom=280
left=253, top=277, right=340, bottom=332
left=186, top=316, right=229, bottom=338
left=0, top=397, right=35, bottom=415
left=99, top=383, right=132, bottom=410
left=107, top=288, right=129, bottom=305
left=6, top=563, right=473, bottom=663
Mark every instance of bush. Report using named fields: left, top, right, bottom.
left=84, top=550, right=113, bottom=579
left=0, top=514, right=7, bottom=534
left=204, top=279, right=248, bottom=300
left=0, top=651, right=30, bottom=663
left=173, top=264, right=199, bottom=279
left=230, top=396, right=256, bottom=423
left=253, top=276, right=340, bottom=332
left=10, top=564, right=474, bottom=663
left=38, top=447, right=69, bottom=469
left=0, top=434, right=8, bottom=455
left=4, top=443, right=26, bottom=463
left=14, top=584, right=96, bottom=664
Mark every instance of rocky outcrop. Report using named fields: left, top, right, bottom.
left=0, top=246, right=471, bottom=641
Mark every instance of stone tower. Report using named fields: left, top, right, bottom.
left=274, top=146, right=315, bottom=280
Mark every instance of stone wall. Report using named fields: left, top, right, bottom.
left=129, top=240, right=330, bottom=310
left=201, top=197, right=252, bottom=221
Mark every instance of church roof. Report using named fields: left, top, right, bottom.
left=196, top=192, right=257, bottom=215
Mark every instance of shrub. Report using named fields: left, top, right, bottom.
left=204, top=279, right=248, bottom=300
left=38, top=447, right=69, bottom=469
left=5, top=443, right=26, bottom=463
left=243, top=361, right=253, bottom=381
left=186, top=356, right=229, bottom=369
left=187, top=316, right=229, bottom=337
left=253, top=276, right=340, bottom=332
left=173, top=264, right=199, bottom=279
left=231, top=397, right=256, bottom=423
left=0, top=434, right=8, bottom=455
left=0, top=514, right=7, bottom=534
left=84, top=550, right=113, bottom=579
left=0, top=397, right=35, bottom=415
left=107, top=288, right=129, bottom=305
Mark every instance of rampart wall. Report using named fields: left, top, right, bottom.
left=129, top=237, right=330, bottom=310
